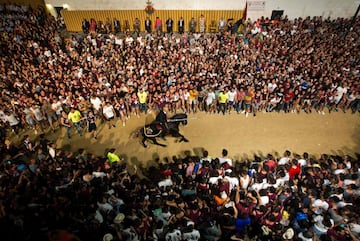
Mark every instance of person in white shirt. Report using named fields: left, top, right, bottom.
left=224, top=171, right=239, bottom=191
left=278, top=150, right=291, bottom=166
left=218, top=17, right=226, bottom=32
left=97, top=196, right=113, bottom=214
left=182, top=222, right=200, bottom=241
left=312, top=214, right=334, bottom=237
left=165, top=226, right=182, bottom=241
left=249, top=176, right=265, bottom=191
left=240, top=170, right=252, bottom=190
left=218, top=149, right=232, bottom=169
left=183, top=89, right=190, bottom=113
left=0, top=108, right=6, bottom=123
left=297, top=152, right=309, bottom=167
left=23, top=106, right=37, bottom=133
left=267, top=94, right=281, bottom=112
left=209, top=175, right=222, bottom=185
left=102, top=102, right=116, bottom=129
left=158, top=176, right=173, bottom=190
left=268, top=79, right=278, bottom=93
left=90, top=94, right=102, bottom=116
left=312, top=198, right=329, bottom=215
left=334, top=83, right=348, bottom=105
left=125, top=34, right=134, bottom=46
left=51, top=97, right=63, bottom=117
left=4, top=111, right=21, bottom=134
left=227, top=87, right=237, bottom=113
left=205, top=88, right=216, bottom=113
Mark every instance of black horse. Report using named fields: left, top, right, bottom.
left=134, top=113, right=189, bottom=148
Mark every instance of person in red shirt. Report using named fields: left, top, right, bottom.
left=265, top=154, right=277, bottom=172
left=288, top=159, right=301, bottom=180
left=283, top=88, right=295, bottom=113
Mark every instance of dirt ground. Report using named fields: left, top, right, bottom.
left=45, top=111, right=360, bottom=169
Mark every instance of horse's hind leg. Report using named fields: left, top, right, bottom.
left=152, top=138, right=167, bottom=147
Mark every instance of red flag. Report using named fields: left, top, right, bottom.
left=242, top=1, right=248, bottom=20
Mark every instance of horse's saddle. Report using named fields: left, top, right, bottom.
left=155, top=124, right=162, bottom=131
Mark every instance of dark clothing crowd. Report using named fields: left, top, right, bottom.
left=0, top=3, right=359, bottom=241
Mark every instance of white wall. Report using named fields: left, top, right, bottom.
left=45, top=0, right=359, bottom=19
left=247, top=0, right=359, bottom=20
left=44, top=0, right=247, bottom=11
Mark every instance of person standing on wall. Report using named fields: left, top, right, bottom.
left=199, top=14, right=206, bottom=33
left=166, top=17, right=174, bottom=34
left=178, top=16, right=185, bottom=34
left=155, top=16, right=162, bottom=32
left=82, top=18, right=89, bottom=34
left=113, top=18, right=120, bottom=34
left=145, top=17, right=152, bottom=33
left=219, top=17, right=226, bottom=32
left=89, top=18, right=96, bottom=33
left=189, top=17, right=196, bottom=33
left=133, top=18, right=140, bottom=34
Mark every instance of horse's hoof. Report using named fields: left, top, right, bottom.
left=143, top=145, right=148, bottom=148
left=184, top=139, right=189, bottom=142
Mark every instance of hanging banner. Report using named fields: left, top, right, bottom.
left=248, top=0, right=266, bottom=11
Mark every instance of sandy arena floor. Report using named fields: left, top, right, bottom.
left=46, top=111, right=360, bottom=169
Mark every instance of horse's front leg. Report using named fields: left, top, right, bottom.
left=142, top=136, right=148, bottom=148
left=152, top=137, right=167, bottom=147
left=178, top=133, right=189, bottom=142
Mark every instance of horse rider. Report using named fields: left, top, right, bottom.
left=155, top=104, right=169, bottom=140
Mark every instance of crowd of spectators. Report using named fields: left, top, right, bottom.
left=0, top=3, right=360, bottom=241
left=1, top=136, right=360, bottom=241
left=1, top=4, right=359, bottom=137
